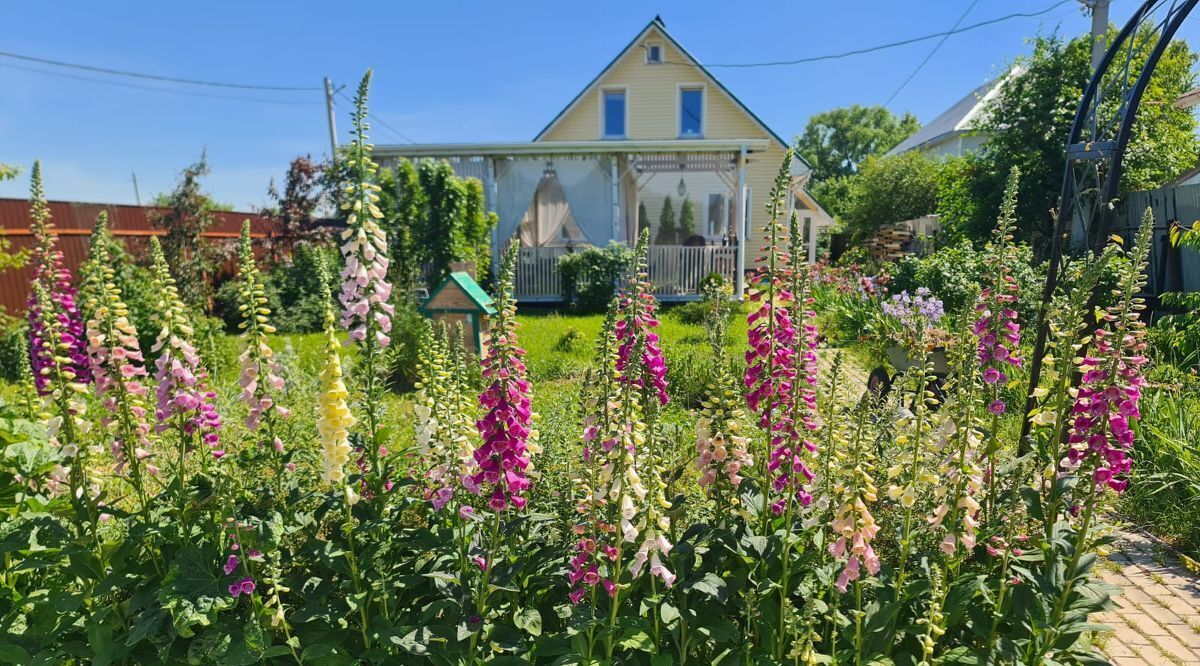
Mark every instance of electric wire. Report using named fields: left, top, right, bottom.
left=336, top=89, right=417, bottom=144
left=884, top=0, right=982, bottom=106
left=663, top=0, right=1075, bottom=68
left=0, top=48, right=321, bottom=91
left=0, top=61, right=316, bottom=106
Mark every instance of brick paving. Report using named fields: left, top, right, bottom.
left=1094, top=528, right=1200, bottom=665
left=817, top=350, right=1200, bottom=665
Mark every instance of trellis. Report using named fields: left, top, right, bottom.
left=1023, top=0, right=1199, bottom=439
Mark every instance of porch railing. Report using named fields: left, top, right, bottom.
left=514, top=245, right=738, bottom=303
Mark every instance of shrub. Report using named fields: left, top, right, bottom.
left=215, top=243, right=339, bottom=334
left=889, top=240, right=1044, bottom=323
left=557, top=242, right=635, bottom=312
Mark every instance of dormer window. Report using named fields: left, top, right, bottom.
left=646, top=43, right=662, bottom=64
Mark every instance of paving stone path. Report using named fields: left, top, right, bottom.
left=816, top=348, right=1200, bottom=665
left=1094, top=528, right=1200, bottom=665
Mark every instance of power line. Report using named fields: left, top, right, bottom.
left=336, top=89, right=416, bottom=144
left=884, top=0, right=982, bottom=106
left=662, top=0, right=1074, bottom=69
left=0, top=61, right=317, bottom=106
left=0, top=48, right=321, bottom=91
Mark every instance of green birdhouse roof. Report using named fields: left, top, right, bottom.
left=420, top=272, right=497, bottom=315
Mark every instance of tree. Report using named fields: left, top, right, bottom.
left=378, top=159, right=427, bottom=302
left=960, top=29, right=1198, bottom=246
left=638, top=201, right=649, bottom=233
left=657, top=196, right=677, bottom=245
left=148, top=153, right=221, bottom=309
left=795, top=105, right=919, bottom=183
left=417, top=161, right=467, bottom=285
left=265, top=155, right=330, bottom=263
left=840, top=151, right=940, bottom=241
left=461, top=178, right=497, bottom=281
left=679, top=196, right=696, bottom=240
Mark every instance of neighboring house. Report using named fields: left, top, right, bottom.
left=375, top=16, right=832, bottom=302
left=886, top=68, right=1022, bottom=158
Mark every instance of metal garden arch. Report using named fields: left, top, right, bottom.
left=1022, top=0, right=1199, bottom=440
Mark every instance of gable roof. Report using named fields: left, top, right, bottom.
left=886, top=67, right=1021, bottom=156
left=533, top=17, right=807, bottom=167
left=420, top=271, right=497, bottom=315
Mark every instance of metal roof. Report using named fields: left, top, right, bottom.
left=886, top=68, right=1021, bottom=156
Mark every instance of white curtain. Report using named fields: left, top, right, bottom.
left=556, top=157, right=614, bottom=246
left=518, top=175, right=578, bottom=246
left=493, top=159, right=545, bottom=265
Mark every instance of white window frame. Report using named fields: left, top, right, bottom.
left=645, top=42, right=663, bottom=64
left=599, top=86, right=629, bottom=140
left=705, top=190, right=730, bottom=238
left=676, top=83, right=706, bottom=139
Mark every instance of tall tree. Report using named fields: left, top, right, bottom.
left=148, top=153, right=219, bottom=309
left=265, top=155, right=330, bottom=263
left=794, top=105, right=920, bottom=183
left=955, top=29, right=1199, bottom=245
left=378, top=159, right=427, bottom=302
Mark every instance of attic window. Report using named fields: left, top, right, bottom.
left=646, top=43, right=662, bottom=64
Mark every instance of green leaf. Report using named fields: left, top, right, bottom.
left=0, top=645, right=32, bottom=665
left=618, top=630, right=653, bottom=652
left=685, top=572, right=728, bottom=602
left=514, top=607, right=542, bottom=636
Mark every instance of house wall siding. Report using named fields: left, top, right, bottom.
left=537, top=25, right=795, bottom=268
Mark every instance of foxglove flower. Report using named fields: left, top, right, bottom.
left=827, top=399, right=881, bottom=591
left=316, top=259, right=356, bottom=486
left=610, top=230, right=674, bottom=587
left=148, top=237, right=222, bottom=452
left=25, top=161, right=90, bottom=394
left=1062, top=210, right=1154, bottom=495
left=337, top=71, right=394, bottom=348
left=469, top=241, right=538, bottom=511
left=745, top=161, right=820, bottom=516
left=30, top=283, right=96, bottom=500
left=569, top=310, right=622, bottom=602
left=416, top=322, right=477, bottom=510
left=83, top=213, right=155, bottom=491
left=234, top=222, right=290, bottom=436
left=972, top=170, right=1023, bottom=414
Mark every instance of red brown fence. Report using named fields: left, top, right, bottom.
left=0, top=197, right=281, bottom=315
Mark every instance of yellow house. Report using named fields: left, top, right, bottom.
left=375, top=16, right=831, bottom=302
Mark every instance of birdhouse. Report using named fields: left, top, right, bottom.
left=419, top=271, right=497, bottom=356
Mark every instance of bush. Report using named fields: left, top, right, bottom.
left=215, top=244, right=339, bottom=334
left=0, top=325, right=27, bottom=382
left=889, top=240, right=1044, bottom=323
left=557, top=242, right=635, bottom=312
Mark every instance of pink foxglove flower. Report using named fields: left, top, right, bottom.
left=83, top=214, right=154, bottom=490
left=337, top=72, right=394, bottom=349
left=469, top=242, right=538, bottom=511
left=973, top=171, right=1023, bottom=413
left=147, top=237, right=222, bottom=451
left=1063, top=211, right=1153, bottom=499
left=25, top=161, right=90, bottom=394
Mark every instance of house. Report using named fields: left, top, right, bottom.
left=886, top=68, right=1022, bottom=158
left=374, top=16, right=832, bottom=302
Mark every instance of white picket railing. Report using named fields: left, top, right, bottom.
left=514, top=245, right=737, bottom=302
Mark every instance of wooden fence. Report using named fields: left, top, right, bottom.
left=514, top=245, right=738, bottom=303
left=1112, top=183, right=1200, bottom=297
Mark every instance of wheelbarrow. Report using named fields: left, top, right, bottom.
left=866, top=345, right=950, bottom=406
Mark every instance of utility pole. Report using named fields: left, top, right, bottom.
left=324, top=77, right=338, bottom=159
left=131, top=172, right=141, bottom=206
left=1082, top=0, right=1111, bottom=72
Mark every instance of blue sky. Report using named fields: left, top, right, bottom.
left=0, top=1, right=1179, bottom=210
